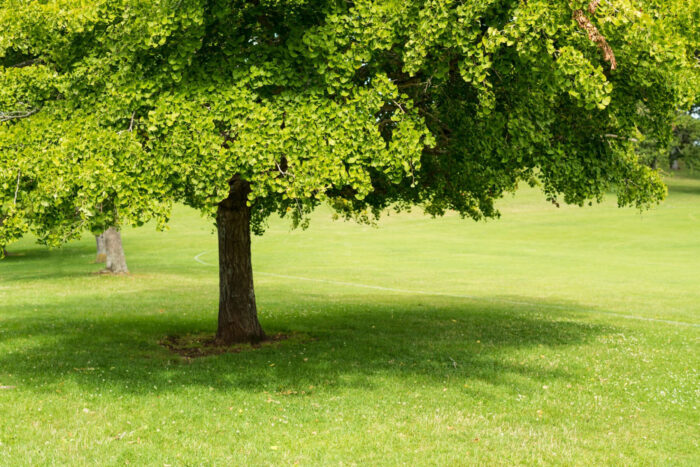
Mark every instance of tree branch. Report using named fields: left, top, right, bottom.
left=128, top=111, right=136, bottom=132
left=14, top=170, right=21, bottom=204
left=573, top=3, right=617, bottom=70
left=604, top=133, right=639, bottom=143
left=0, top=108, right=39, bottom=122
left=10, top=58, right=43, bottom=68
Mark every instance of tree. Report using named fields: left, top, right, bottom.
left=669, top=109, right=700, bottom=171
left=638, top=106, right=700, bottom=171
left=1, top=0, right=697, bottom=343
left=95, top=233, right=107, bottom=264
left=0, top=110, right=159, bottom=272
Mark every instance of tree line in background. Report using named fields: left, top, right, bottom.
left=1, top=0, right=698, bottom=343
left=639, top=106, right=700, bottom=171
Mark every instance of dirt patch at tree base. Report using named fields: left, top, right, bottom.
left=91, top=269, right=130, bottom=275
left=159, top=332, right=303, bottom=358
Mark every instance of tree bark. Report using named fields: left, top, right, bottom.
left=215, top=177, right=265, bottom=344
left=95, top=233, right=107, bottom=263
left=671, top=159, right=680, bottom=170
left=103, top=227, right=129, bottom=274
left=0, top=217, right=6, bottom=257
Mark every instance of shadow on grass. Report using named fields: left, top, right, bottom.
left=0, top=242, right=102, bottom=283
left=666, top=173, right=700, bottom=196
left=668, top=183, right=700, bottom=196
left=2, top=242, right=93, bottom=263
left=0, top=288, right=610, bottom=398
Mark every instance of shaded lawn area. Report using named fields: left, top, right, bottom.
left=0, top=173, right=698, bottom=465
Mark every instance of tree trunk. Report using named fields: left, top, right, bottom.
left=103, top=227, right=129, bottom=274
left=95, top=234, right=107, bottom=263
left=671, top=159, right=680, bottom=170
left=215, top=177, right=265, bottom=344
left=0, top=217, right=5, bottom=257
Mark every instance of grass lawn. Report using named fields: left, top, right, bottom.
left=1, top=173, right=699, bottom=465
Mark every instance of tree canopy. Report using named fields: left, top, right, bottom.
left=2, top=0, right=697, bottom=242
left=1, top=0, right=698, bottom=341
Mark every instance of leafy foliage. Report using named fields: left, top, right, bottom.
left=671, top=111, right=700, bottom=171
left=1, top=0, right=698, bottom=248
left=637, top=107, right=700, bottom=171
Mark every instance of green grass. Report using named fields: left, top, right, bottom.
left=1, top=173, right=699, bottom=465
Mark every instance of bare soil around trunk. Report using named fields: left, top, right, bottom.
left=159, top=332, right=305, bottom=358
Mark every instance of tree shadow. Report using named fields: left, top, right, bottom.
left=667, top=174, right=700, bottom=196
left=1, top=242, right=92, bottom=263
left=668, top=183, right=700, bottom=196
left=0, top=242, right=101, bottom=283
left=0, top=288, right=611, bottom=399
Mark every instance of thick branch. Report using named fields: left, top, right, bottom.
left=573, top=5, right=617, bottom=70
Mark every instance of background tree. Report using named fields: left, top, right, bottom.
left=638, top=106, right=700, bottom=171
left=0, top=110, right=167, bottom=273
left=95, top=233, right=107, bottom=264
left=669, top=109, right=700, bottom=171
left=1, top=0, right=697, bottom=343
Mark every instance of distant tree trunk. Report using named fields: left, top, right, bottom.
left=95, top=233, right=107, bottom=263
left=0, top=217, right=6, bottom=257
left=671, top=159, right=680, bottom=170
left=215, top=177, right=265, bottom=345
left=103, top=227, right=128, bottom=274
